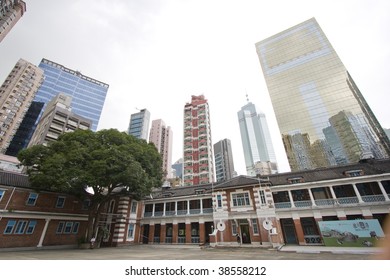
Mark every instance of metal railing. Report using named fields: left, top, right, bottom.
left=361, top=194, right=385, bottom=203
left=274, top=202, right=292, bottom=209
left=294, top=200, right=312, bottom=208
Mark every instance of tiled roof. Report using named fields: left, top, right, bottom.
left=0, top=171, right=30, bottom=188
left=267, top=158, right=390, bottom=186
left=146, top=159, right=390, bottom=199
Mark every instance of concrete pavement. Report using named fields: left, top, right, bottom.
left=0, top=244, right=383, bottom=260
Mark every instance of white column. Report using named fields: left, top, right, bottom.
left=352, top=184, right=364, bottom=203
left=152, top=203, right=156, bottom=217
left=163, top=202, right=166, bottom=216
left=37, top=219, right=50, bottom=248
left=377, top=181, right=390, bottom=201
left=175, top=201, right=178, bottom=215
left=200, top=199, right=203, bottom=213
left=187, top=200, right=190, bottom=214
left=308, top=189, right=316, bottom=206
left=288, top=191, right=295, bottom=207
left=329, top=186, right=337, bottom=199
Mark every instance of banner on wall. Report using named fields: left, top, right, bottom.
left=318, top=219, right=385, bottom=247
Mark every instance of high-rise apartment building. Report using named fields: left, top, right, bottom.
left=183, top=95, right=214, bottom=186
left=6, top=58, right=109, bottom=155
left=0, top=0, right=26, bottom=43
left=238, top=101, right=278, bottom=176
left=0, top=58, right=44, bottom=154
left=28, top=93, right=92, bottom=147
left=149, top=119, right=172, bottom=179
left=213, top=139, right=235, bottom=182
left=255, top=18, right=390, bottom=171
left=128, top=108, right=150, bottom=141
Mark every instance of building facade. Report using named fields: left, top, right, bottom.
left=183, top=95, right=214, bottom=186
left=7, top=58, right=109, bottom=155
left=214, top=139, right=235, bottom=182
left=141, top=159, right=390, bottom=247
left=0, top=58, right=44, bottom=154
left=0, top=0, right=26, bottom=43
left=1, top=159, right=390, bottom=249
left=238, top=102, right=278, bottom=176
left=149, top=119, right=173, bottom=179
left=0, top=171, right=141, bottom=249
left=255, top=18, right=390, bottom=172
left=128, top=108, right=150, bottom=141
left=27, top=93, right=92, bottom=147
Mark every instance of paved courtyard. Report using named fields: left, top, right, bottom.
left=0, top=245, right=381, bottom=260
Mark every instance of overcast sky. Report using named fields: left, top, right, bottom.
left=1, top=0, right=389, bottom=175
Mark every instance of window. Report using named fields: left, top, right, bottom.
left=26, top=221, right=37, bottom=234
left=0, top=189, right=5, bottom=201
left=252, top=219, right=259, bottom=235
left=232, top=192, right=250, bottom=207
left=127, top=224, right=135, bottom=239
left=344, top=170, right=364, bottom=177
left=259, top=190, right=266, bottom=205
left=26, top=193, right=38, bottom=206
left=130, top=201, right=138, bottom=213
left=4, top=220, right=16, bottom=234
left=217, top=194, right=222, bottom=208
left=72, top=222, right=80, bottom=234
left=56, top=221, right=65, bottom=234
left=231, top=223, right=237, bottom=235
left=14, top=220, right=28, bottom=234
left=56, top=196, right=66, bottom=208
left=287, top=177, right=304, bottom=184
left=64, top=222, right=73, bottom=233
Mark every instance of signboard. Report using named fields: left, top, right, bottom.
left=318, top=219, right=385, bottom=247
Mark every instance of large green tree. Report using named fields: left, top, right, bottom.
left=18, top=128, right=163, bottom=242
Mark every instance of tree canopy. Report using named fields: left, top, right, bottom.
left=18, top=128, right=163, bottom=241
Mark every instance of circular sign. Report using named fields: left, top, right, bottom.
left=262, top=219, right=273, bottom=230
left=217, top=221, right=226, bottom=231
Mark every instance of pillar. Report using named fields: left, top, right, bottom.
left=308, top=189, right=316, bottom=206
left=199, top=222, right=205, bottom=244
left=186, top=223, right=192, bottom=243
left=149, top=224, right=155, bottom=244
left=172, top=223, right=178, bottom=243
left=352, top=184, right=364, bottom=203
left=288, top=190, right=295, bottom=207
left=37, top=219, right=50, bottom=247
left=292, top=218, right=305, bottom=245
left=160, top=224, right=166, bottom=243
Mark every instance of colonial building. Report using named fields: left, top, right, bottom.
left=1, top=159, right=390, bottom=249
left=140, top=158, right=390, bottom=247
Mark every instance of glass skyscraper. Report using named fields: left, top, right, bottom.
left=127, top=108, right=150, bottom=141
left=35, top=59, right=109, bottom=131
left=7, top=58, right=109, bottom=155
left=255, top=18, right=390, bottom=171
left=238, top=101, right=278, bottom=176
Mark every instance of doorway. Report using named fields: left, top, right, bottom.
left=142, top=224, right=149, bottom=244
left=280, top=218, right=298, bottom=244
left=240, top=224, right=251, bottom=244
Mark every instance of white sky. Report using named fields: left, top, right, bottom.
left=1, top=0, right=389, bottom=175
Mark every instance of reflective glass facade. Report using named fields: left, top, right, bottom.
left=256, top=18, right=390, bottom=171
left=238, top=102, right=278, bottom=175
left=127, top=109, right=150, bottom=140
left=36, top=59, right=109, bottom=131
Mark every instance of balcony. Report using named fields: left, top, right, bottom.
left=361, top=194, right=386, bottom=203
left=275, top=195, right=389, bottom=211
